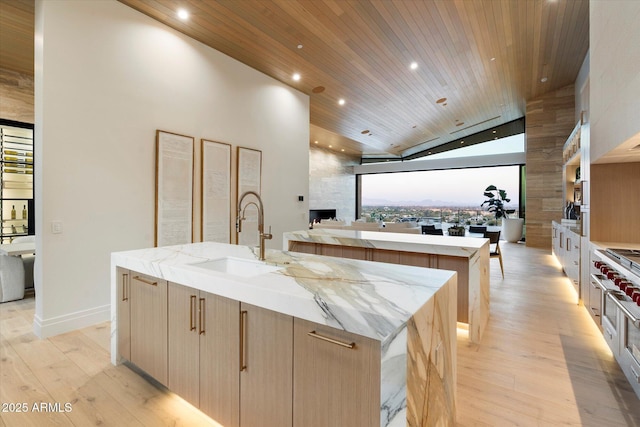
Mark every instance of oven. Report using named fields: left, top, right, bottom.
left=594, top=247, right=640, bottom=398
left=619, top=301, right=640, bottom=396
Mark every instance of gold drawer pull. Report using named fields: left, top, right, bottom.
left=240, top=310, right=247, bottom=371
left=199, top=298, right=206, bottom=335
left=122, top=273, right=128, bottom=301
left=133, top=275, right=157, bottom=286
left=307, top=331, right=355, bottom=349
left=189, top=295, right=197, bottom=331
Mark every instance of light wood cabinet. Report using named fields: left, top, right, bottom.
left=129, top=272, right=168, bottom=386
left=199, top=292, right=240, bottom=427
left=292, top=318, right=380, bottom=427
left=167, top=283, right=201, bottom=407
left=116, top=267, right=131, bottom=361
left=240, top=303, right=293, bottom=427
left=168, top=283, right=240, bottom=426
left=289, top=240, right=369, bottom=260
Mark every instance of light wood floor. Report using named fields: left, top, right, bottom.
left=1, top=243, right=639, bottom=426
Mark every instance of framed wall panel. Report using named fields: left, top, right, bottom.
left=155, top=130, right=194, bottom=247
left=236, top=147, right=262, bottom=247
left=201, top=139, right=232, bottom=243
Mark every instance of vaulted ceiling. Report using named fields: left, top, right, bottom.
left=0, top=0, right=589, bottom=158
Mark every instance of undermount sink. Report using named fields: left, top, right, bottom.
left=190, top=256, right=282, bottom=278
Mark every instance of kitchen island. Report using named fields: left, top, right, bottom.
left=111, top=242, right=457, bottom=427
left=284, top=228, right=490, bottom=343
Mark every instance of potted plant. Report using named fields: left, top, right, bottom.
left=481, top=185, right=523, bottom=243
left=447, top=224, right=466, bottom=236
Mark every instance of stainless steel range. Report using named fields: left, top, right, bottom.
left=605, top=248, right=640, bottom=276
left=592, top=247, right=640, bottom=399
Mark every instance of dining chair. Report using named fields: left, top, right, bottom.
left=421, top=224, right=436, bottom=234
left=422, top=227, right=444, bottom=235
left=484, top=230, right=504, bottom=278
left=469, top=225, right=487, bottom=234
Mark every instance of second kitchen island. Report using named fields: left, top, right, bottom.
left=284, top=228, right=490, bottom=343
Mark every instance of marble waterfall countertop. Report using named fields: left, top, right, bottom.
left=111, top=241, right=455, bottom=343
left=283, top=228, right=487, bottom=258
left=111, top=242, right=458, bottom=426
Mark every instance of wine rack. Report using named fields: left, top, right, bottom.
left=0, top=121, right=34, bottom=244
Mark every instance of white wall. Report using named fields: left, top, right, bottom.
left=590, top=0, right=640, bottom=161
left=34, top=0, right=309, bottom=337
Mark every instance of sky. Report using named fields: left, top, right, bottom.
left=361, top=134, right=524, bottom=207
left=361, top=165, right=521, bottom=207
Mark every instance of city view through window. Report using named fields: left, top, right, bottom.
left=360, top=165, right=521, bottom=226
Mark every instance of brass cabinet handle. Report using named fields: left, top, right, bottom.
left=122, top=273, right=128, bottom=301
left=307, top=331, right=355, bottom=349
left=240, top=310, right=247, bottom=371
left=189, top=295, right=197, bottom=331
left=133, top=275, right=157, bottom=286
left=199, top=298, right=205, bottom=335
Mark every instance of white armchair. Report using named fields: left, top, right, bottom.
left=0, top=254, right=25, bottom=302
left=12, top=236, right=34, bottom=289
left=0, top=235, right=35, bottom=303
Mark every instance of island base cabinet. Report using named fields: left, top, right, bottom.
left=199, top=293, right=240, bottom=427
left=240, top=303, right=293, bottom=427
left=129, top=272, right=168, bottom=386
left=292, top=319, right=380, bottom=427
left=168, top=282, right=241, bottom=426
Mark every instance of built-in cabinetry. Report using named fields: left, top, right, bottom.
left=552, top=221, right=581, bottom=298
left=0, top=122, right=34, bottom=244
left=562, top=120, right=583, bottom=226
left=239, top=303, right=293, bottom=427
left=129, top=272, right=168, bottom=385
left=167, top=283, right=240, bottom=425
left=293, top=318, right=379, bottom=426
left=117, top=268, right=388, bottom=427
left=555, top=115, right=591, bottom=303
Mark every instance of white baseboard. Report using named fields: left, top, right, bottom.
left=33, top=304, right=110, bottom=339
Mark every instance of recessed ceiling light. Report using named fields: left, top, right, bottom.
left=436, top=98, right=447, bottom=104
left=410, top=62, right=418, bottom=70
left=292, top=73, right=301, bottom=81
left=341, top=149, right=345, bottom=152
left=490, top=57, right=496, bottom=61
left=297, top=44, right=303, bottom=49
left=492, top=130, right=497, bottom=133
left=177, top=9, right=189, bottom=20
left=329, top=145, right=333, bottom=148
left=314, top=140, right=318, bottom=144
left=460, top=140, right=465, bottom=144
left=338, top=99, right=345, bottom=106
left=540, top=77, right=548, bottom=83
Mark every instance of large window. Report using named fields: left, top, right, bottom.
left=360, top=165, right=521, bottom=225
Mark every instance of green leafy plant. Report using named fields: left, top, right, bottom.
left=481, top=185, right=512, bottom=220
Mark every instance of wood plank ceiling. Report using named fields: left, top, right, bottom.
left=1, top=0, right=589, bottom=159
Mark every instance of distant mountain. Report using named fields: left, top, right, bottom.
left=362, top=198, right=472, bottom=207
